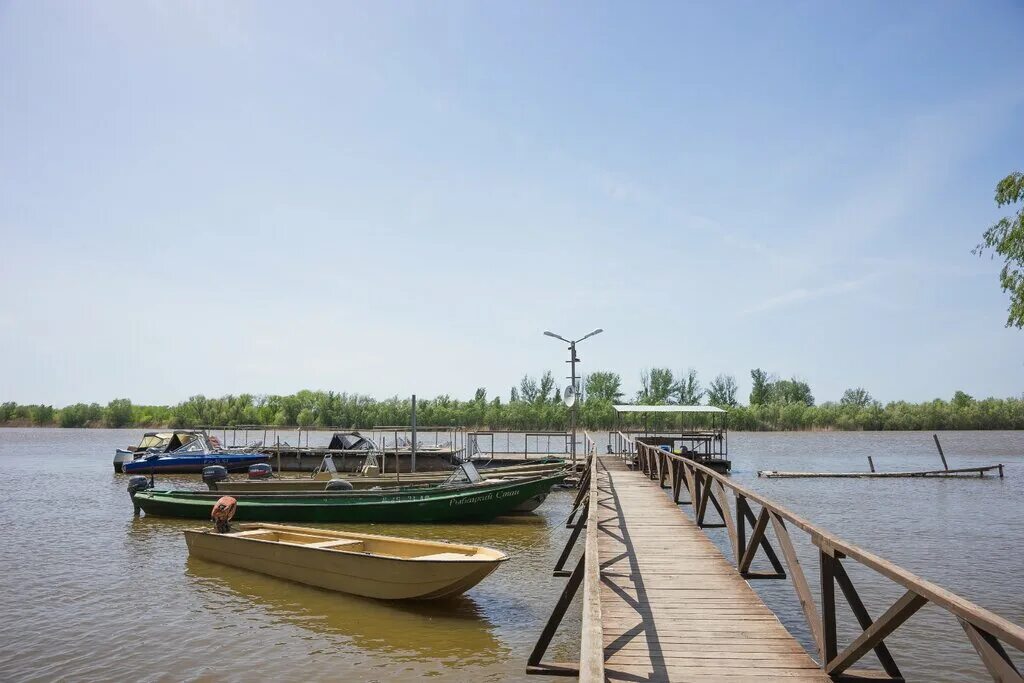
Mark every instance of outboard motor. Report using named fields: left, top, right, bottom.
left=324, top=479, right=354, bottom=491
left=211, top=496, right=237, bottom=534
left=248, top=463, right=273, bottom=480
left=127, top=475, right=152, bottom=515
left=202, top=465, right=230, bottom=491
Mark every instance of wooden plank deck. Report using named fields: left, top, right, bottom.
left=596, top=455, right=829, bottom=682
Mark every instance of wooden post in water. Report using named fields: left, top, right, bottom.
left=868, top=456, right=875, bottom=473
left=933, top=434, right=949, bottom=470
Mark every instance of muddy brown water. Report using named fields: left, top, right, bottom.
left=0, top=428, right=1020, bottom=681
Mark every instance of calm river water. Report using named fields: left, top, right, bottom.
left=0, top=429, right=1020, bottom=682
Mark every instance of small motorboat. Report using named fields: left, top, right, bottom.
left=184, top=522, right=507, bottom=600
left=121, top=432, right=269, bottom=474
left=130, top=463, right=566, bottom=522
left=114, top=430, right=208, bottom=472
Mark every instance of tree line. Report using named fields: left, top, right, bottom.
left=2, top=367, right=1022, bottom=431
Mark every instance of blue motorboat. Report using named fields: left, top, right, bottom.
left=121, top=433, right=269, bottom=474
left=114, top=429, right=208, bottom=472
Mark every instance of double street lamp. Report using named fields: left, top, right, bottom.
left=543, top=328, right=603, bottom=463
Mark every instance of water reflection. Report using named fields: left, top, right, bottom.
left=184, top=557, right=508, bottom=666
left=124, top=512, right=201, bottom=541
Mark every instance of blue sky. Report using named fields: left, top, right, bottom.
left=1, top=1, right=1022, bottom=407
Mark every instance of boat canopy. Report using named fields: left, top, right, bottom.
left=613, top=405, right=727, bottom=414
left=136, top=430, right=204, bottom=452
left=328, top=432, right=377, bottom=450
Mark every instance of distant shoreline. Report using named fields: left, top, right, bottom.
left=2, top=423, right=1021, bottom=433
left=4, top=391, right=1023, bottom=432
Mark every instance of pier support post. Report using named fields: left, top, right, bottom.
left=527, top=553, right=585, bottom=676
left=820, top=549, right=838, bottom=665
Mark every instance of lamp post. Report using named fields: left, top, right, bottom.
left=543, top=328, right=603, bottom=464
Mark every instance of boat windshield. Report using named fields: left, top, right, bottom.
left=175, top=436, right=210, bottom=454
left=138, top=435, right=171, bottom=450
left=442, top=462, right=484, bottom=486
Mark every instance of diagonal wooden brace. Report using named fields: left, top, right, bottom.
left=959, top=618, right=1023, bottom=683
left=826, top=589, right=927, bottom=676
left=832, top=559, right=902, bottom=678
left=738, top=506, right=771, bottom=574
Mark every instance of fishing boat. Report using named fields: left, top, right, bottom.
left=131, top=465, right=566, bottom=523
left=184, top=522, right=507, bottom=600
left=121, top=432, right=269, bottom=474
left=205, top=457, right=569, bottom=492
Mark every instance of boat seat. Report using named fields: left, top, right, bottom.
left=415, top=552, right=472, bottom=561
left=232, top=530, right=277, bottom=539
left=305, top=539, right=363, bottom=550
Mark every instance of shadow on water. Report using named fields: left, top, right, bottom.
left=183, top=556, right=509, bottom=666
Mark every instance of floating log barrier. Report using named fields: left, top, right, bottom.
left=758, top=464, right=1004, bottom=478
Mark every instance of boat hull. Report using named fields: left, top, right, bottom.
left=184, top=523, right=506, bottom=600
left=134, top=474, right=565, bottom=523
left=114, top=448, right=134, bottom=472
left=212, top=462, right=569, bottom=492
left=122, top=453, right=270, bottom=474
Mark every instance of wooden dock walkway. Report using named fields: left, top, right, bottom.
left=595, top=455, right=828, bottom=682
left=529, top=436, right=1024, bottom=682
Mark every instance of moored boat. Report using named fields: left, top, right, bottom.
left=114, top=430, right=209, bottom=472
left=206, top=458, right=569, bottom=492
left=121, top=432, right=269, bottom=474
left=184, top=522, right=507, bottom=600
left=131, top=467, right=566, bottom=523
left=123, top=451, right=271, bottom=474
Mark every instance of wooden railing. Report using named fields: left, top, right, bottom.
left=527, top=433, right=604, bottom=680
left=628, top=437, right=1024, bottom=682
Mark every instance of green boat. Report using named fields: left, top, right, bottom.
left=130, top=468, right=566, bottom=523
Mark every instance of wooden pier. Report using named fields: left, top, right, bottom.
left=596, top=456, right=826, bottom=680
left=528, top=435, right=1024, bottom=682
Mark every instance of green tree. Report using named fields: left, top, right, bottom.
left=707, top=374, right=739, bottom=407
left=771, top=377, right=815, bottom=406
left=31, top=405, right=54, bottom=425
left=637, top=368, right=675, bottom=404
left=975, top=171, right=1024, bottom=328
left=840, top=388, right=872, bottom=408
left=674, top=368, right=704, bottom=405
left=585, top=371, right=623, bottom=403
left=538, top=371, right=556, bottom=404
left=106, top=398, right=134, bottom=427
left=518, top=375, right=539, bottom=403
left=951, top=390, right=974, bottom=410
left=749, top=368, right=773, bottom=405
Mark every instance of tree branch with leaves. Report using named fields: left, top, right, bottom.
left=975, top=171, right=1024, bottom=328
